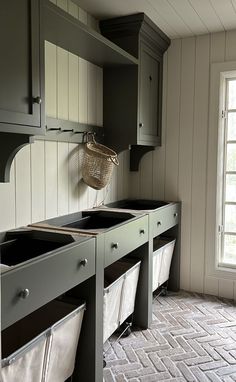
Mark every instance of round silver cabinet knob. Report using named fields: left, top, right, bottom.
left=80, top=258, right=88, bottom=266
left=140, top=229, right=145, bottom=234
left=157, top=221, right=162, bottom=226
left=139, top=123, right=144, bottom=128
left=111, top=243, right=119, bottom=249
left=33, top=96, right=42, bottom=104
left=19, top=288, right=30, bottom=299
left=174, top=212, right=178, bottom=218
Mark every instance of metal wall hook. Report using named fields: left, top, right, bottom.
left=61, top=129, right=74, bottom=133
left=46, top=127, right=61, bottom=132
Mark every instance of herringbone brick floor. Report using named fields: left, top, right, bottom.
left=103, top=291, right=236, bottom=381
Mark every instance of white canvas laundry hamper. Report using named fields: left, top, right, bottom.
left=152, top=238, right=176, bottom=292
left=103, top=259, right=141, bottom=343
left=1, top=299, right=86, bottom=382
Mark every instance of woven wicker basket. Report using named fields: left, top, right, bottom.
left=82, top=138, right=119, bottom=190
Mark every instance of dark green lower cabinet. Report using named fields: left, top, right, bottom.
left=1, top=201, right=181, bottom=381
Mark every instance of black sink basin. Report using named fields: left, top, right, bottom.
left=63, top=211, right=134, bottom=231
left=0, top=229, right=76, bottom=267
left=105, top=199, right=170, bottom=211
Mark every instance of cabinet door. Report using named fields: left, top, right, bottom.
left=139, top=43, right=162, bottom=145
left=0, top=0, right=43, bottom=133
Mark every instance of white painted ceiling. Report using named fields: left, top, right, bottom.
left=73, top=0, right=236, bottom=39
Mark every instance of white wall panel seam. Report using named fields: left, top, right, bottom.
left=29, top=144, right=33, bottom=224
left=14, top=160, right=16, bottom=228
left=43, top=141, right=46, bottom=220
left=177, top=39, right=183, bottom=200
left=203, top=34, right=212, bottom=293
left=163, top=51, right=168, bottom=200
left=189, top=36, right=196, bottom=291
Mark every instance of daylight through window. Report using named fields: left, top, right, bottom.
left=220, top=77, right=236, bottom=267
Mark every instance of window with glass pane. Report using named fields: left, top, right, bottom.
left=221, top=78, right=236, bottom=266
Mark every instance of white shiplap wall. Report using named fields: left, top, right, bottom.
left=0, top=0, right=129, bottom=232
left=131, top=29, right=236, bottom=300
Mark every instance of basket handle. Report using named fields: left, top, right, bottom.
left=87, top=132, right=96, bottom=143
left=110, top=155, right=119, bottom=166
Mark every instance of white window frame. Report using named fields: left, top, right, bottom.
left=206, top=61, right=236, bottom=280
left=218, top=75, right=236, bottom=269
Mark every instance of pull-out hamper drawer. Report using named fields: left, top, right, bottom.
left=152, top=238, right=176, bottom=292
left=1, top=299, right=85, bottom=382
left=103, top=259, right=141, bottom=343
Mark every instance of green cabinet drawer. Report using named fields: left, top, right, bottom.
left=152, top=203, right=179, bottom=238
left=1, top=238, right=95, bottom=330
left=104, top=215, right=148, bottom=267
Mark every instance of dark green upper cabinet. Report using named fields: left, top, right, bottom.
left=100, top=13, right=170, bottom=170
left=0, top=0, right=45, bottom=135
left=139, top=42, right=161, bottom=146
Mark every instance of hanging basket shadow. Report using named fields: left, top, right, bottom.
left=82, top=138, right=119, bottom=190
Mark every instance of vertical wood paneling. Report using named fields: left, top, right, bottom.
left=96, top=63, right=105, bottom=204
left=204, top=276, right=219, bottom=297
left=165, top=39, right=182, bottom=201
left=205, top=31, right=226, bottom=281
left=87, top=14, right=99, bottom=31
left=129, top=171, right=140, bottom=199
left=123, top=150, right=130, bottom=199
left=45, top=142, right=58, bottom=219
left=190, top=35, right=210, bottom=293
left=225, top=30, right=236, bottom=61
left=96, top=67, right=103, bottom=127
left=178, top=37, right=195, bottom=291
left=15, top=146, right=31, bottom=227
left=68, top=0, right=78, bottom=18
left=56, top=0, right=68, bottom=11
left=78, top=8, right=88, bottom=24
left=152, top=52, right=168, bottom=201
left=117, top=153, right=124, bottom=200
left=31, top=141, right=45, bottom=223
left=45, top=41, right=57, bottom=118
left=69, top=53, right=79, bottom=122
left=57, top=47, right=69, bottom=120
left=78, top=58, right=88, bottom=123
left=219, top=279, right=234, bottom=299
left=130, top=29, right=236, bottom=299
left=87, top=61, right=97, bottom=206
left=68, top=143, right=79, bottom=213
left=140, top=151, right=153, bottom=199
left=57, top=142, right=69, bottom=215
left=210, top=32, right=226, bottom=62
left=111, top=165, right=118, bottom=202
left=78, top=145, right=88, bottom=210
left=0, top=161, right=15, bottom=231
left=88, top=62, right=97, bottom=125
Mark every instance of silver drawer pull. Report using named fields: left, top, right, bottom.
left=140, top=229, right=145, bottom=234
left=33, top=96, right=42, bottom=104
left=157, top=221, right=162, bottom=226
left=174, top=212, right=178, bottom=218
left=111, top=243, right=119, bottom=249
left=19, top=288, right=30, bottom=299
left=80, top=258, right=88, bottom=266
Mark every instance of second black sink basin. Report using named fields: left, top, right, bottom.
left=105, top=199, right=170, bottom=211
left=63, top=211, right=134, bottom=231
